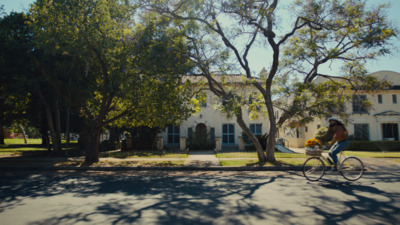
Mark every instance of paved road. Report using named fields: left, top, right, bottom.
left=0, top=170, right=399, bottom=225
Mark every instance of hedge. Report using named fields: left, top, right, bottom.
left=347, top=141, right=400, bottom=151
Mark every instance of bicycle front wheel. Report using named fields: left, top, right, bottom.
left=340, top=156, right=364, bottom=181
left=303, top=157, right=325, bottom=181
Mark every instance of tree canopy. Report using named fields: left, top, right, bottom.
left=143, top=0, right=398, bottom=162
left=29, top=0, right=197, bottom=163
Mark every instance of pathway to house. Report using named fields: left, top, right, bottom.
left=184, top=150, right=220, bottom=167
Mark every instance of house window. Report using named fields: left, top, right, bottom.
left=354, top=124, right=369, bottom=141
left=168, top=125, right=180, bottom=145
left=250, top=124, right=262, bottom=136
left=378, top=95, right=383, bottom=104
left=222, top=124, right=235, bottom=145
left=393, top=95, right=397, bottom=104
left=353, top=95, right=368, bottom=113
left=305, top=127, right=308, bottom=132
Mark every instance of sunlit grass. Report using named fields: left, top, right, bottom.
left=53, top=159, right=186, bottom=167
left=343, top=151, right=400, bottom=158
left=219, top=158, right=306, bottom=167
left=99, top=151, right=188, bottom=159
left=3, top=139, right=42, bottom=145
left=0, top=139, right=79, bottom=156
left=216, top=152, right=307, bottom=158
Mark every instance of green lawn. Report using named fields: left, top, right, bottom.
left=3, top=139, right=43, bottom=145
left=1, top=139, right=47, bottom=155
left=217, top=151, right=400, bottom=167
left=99, top=151, right=188, bottom=159
left=216, top=152, right=307, bottom=158
left=0, top=139, right=79, bottom=156
left=53, top=159, right=186, bottom=167
left=220, top=158, right=306, bottom=167
left=343, top=151, right=400, bottom=158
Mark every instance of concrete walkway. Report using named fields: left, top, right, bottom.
left=184, top=150, right=220, bottom=167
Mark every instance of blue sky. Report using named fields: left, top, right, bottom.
left=2, top=0, right=400, bottom=75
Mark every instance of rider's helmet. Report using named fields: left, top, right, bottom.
left=328, top=117, right=344, bottom=125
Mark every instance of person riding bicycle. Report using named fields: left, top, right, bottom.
left=326, top=117, right=349, bottom=171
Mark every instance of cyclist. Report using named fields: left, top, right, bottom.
left=326, top=117, right=349, bottom=171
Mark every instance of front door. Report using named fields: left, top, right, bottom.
left=196, top=123, right=208, bottom=149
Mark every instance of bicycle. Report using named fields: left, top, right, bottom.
left=303, top=148, right=364, bottom=182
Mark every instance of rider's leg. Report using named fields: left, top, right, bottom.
left=328, top=140, right=349, bottom=166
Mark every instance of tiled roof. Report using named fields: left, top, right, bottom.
left=181, top=74, right=261, bottom=84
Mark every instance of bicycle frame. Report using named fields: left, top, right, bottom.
left=303, top=151, right=364, bottom=181
left=319, top=151, right=344, bottom=169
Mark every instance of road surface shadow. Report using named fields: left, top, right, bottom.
left=0, top=171, right=399, bottom=225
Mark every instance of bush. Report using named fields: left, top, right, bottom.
left=242, top=132, right=268, bottom=151
left=347, top=141, right=400, bottom=151
left=99, top=140, right=121, bottom=152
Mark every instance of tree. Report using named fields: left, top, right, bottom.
left=115, top=13, right=198, bottom=149
left=143, top=0, right=397, bottom=162
left=31, top=0, right=196, bottom=163
left=0, top=12, right=32, bottom=145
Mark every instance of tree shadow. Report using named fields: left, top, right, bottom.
left=0, top=171, right=399, bottom=224
left=306, top=176, right=400, bottom=224
left=0, top=171, right=282, bottom=224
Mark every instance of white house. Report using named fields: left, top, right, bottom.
left=279, top=71, right=400, bottom=148
left=158, top=75, right=270, bottom=150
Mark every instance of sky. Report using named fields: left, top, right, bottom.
left=2, top=0, right=400, bottom=76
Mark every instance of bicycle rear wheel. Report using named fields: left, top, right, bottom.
left=340, top=156, right=364, bottom=181
left=303, top=157, right=325, bottom=181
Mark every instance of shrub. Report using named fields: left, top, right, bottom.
left=242, top=132, right=268, bottom=151
left=99, top=140, right=121, bottom=152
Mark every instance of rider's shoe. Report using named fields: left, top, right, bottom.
left=330, top=166, right=337, bottom=172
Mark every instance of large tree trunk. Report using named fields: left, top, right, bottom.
left=54, top=100, right=63, bottom=156
left=151, top=128, right=161, bottom=151
left=265, top=81, right=277, bottom=162
left=84, top=121, right=102, bottom=164
left=0, top=101, right=5, bottom=145
left=39, top=91, right=62, bottom=154
left=40, top=119, right=51, bottom=152
left=0, top=119, right=4, bottom=145
left=236, top=110, right=267, bottom=162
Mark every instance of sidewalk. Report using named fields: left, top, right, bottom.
left=184, top=150, right=220, bottom=167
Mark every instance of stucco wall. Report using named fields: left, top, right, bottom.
left=160, top=87, right=270, bottom=149
left=279, top=71, right=400, bottom=147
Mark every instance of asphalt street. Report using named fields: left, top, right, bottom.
left=0, top=170, right=399, bottom=225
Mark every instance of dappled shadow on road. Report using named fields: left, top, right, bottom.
left=0, top=171, right=283, bottom=224
left=0, top=171, right=399, bottom=224
left=303, top=173, right=400, bottom=225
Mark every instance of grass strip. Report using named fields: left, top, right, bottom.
left=219, top=158, right=305, bottom=167
left=216, top=152, right=307, bottom=158
left=54, top=159, right=186, bottom=167
left=100, top=151, right=187, bottom=159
